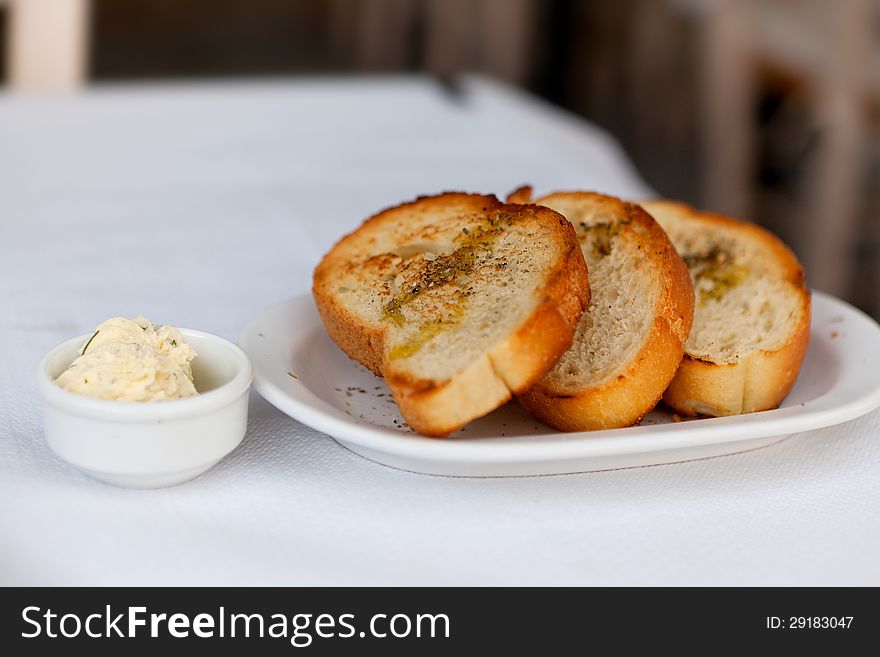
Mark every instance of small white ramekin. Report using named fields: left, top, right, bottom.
left=38, top=328, right=253, bottom=489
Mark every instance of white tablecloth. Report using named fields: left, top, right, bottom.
left=1, top=76, right=877, bottom=586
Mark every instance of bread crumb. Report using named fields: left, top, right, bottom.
left=831, top=331, right=839, bottom=338
left=672, top=414, right=683, bottom=422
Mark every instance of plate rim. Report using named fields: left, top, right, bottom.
left=240, top=290, right=880, bottom=465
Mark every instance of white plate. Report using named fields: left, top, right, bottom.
left=240, top=291, right=880, bottom=476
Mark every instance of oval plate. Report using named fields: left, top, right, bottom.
left=240, top=291, right=880, bottom=476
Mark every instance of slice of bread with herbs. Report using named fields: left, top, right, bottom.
left=313, top=192, right=589, bottom=436
left=509, top=188, right=694, bottom=431
left=640, top=200, right=810, bottom=417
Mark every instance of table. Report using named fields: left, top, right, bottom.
left=1, top=76, right=877, bottom=585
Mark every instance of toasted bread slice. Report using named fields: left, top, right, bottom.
left=640, top=200, right=811, bottom=416
left=313, top=192, right=589, bottom=436
left=512, top=189, right=694, bottom=431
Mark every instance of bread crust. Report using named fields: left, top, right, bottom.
left=640, top=200, right=811, bottom=416
left=515, top=191, right=695, bottom=431
left=313, top=192, right=589, bottom=437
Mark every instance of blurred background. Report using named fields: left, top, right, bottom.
left=1, top=0, right=878, bottom=317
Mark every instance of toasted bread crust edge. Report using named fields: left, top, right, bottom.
left=313, top=295, right=385, bottom=376
left=517, top=195, right=694, bottom=431
left=662, top=306, right=809, bottom=416
left=390, top=239, right=589, bottom=436
left=640, top=200, right=811, bottom=416
left=313, top=192, right=590, bottom=437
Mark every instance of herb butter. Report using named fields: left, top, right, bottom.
left=55, top=316, right=198, bottom=402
